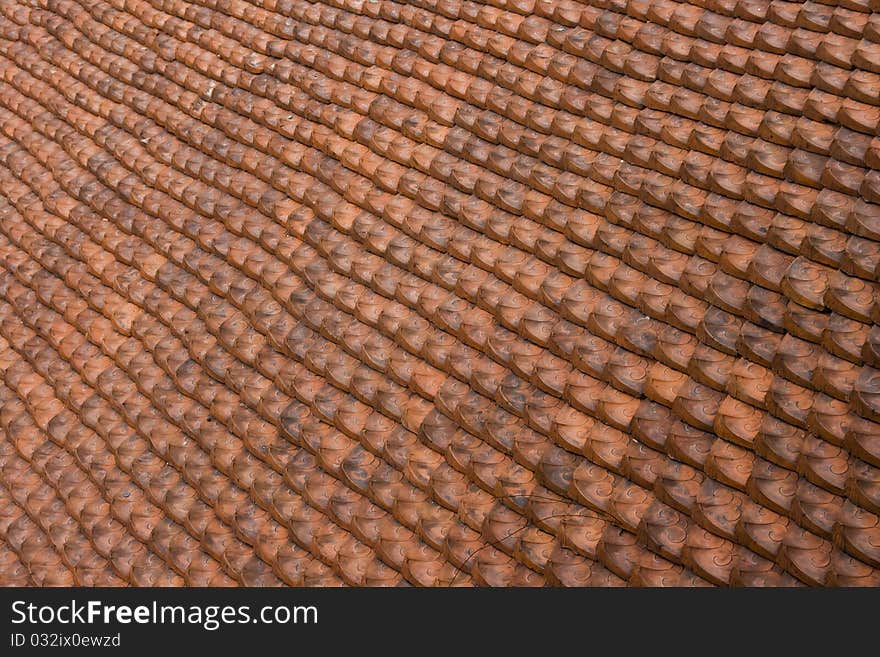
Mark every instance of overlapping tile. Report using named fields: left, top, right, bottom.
left=0, top=0, right=879, bottom=586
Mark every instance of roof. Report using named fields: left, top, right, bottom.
left=0, top=0, right=879, bottom=586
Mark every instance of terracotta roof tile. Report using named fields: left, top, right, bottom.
left=0, top=0, right=879, bottom=586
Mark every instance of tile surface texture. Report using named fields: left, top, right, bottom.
left=0, top=0, right=879, bottom=586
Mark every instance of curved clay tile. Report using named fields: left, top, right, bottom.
left=0, top=0, right=880, bottom=587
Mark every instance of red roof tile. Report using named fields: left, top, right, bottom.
left=0, top=0, right=879, bottom=586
